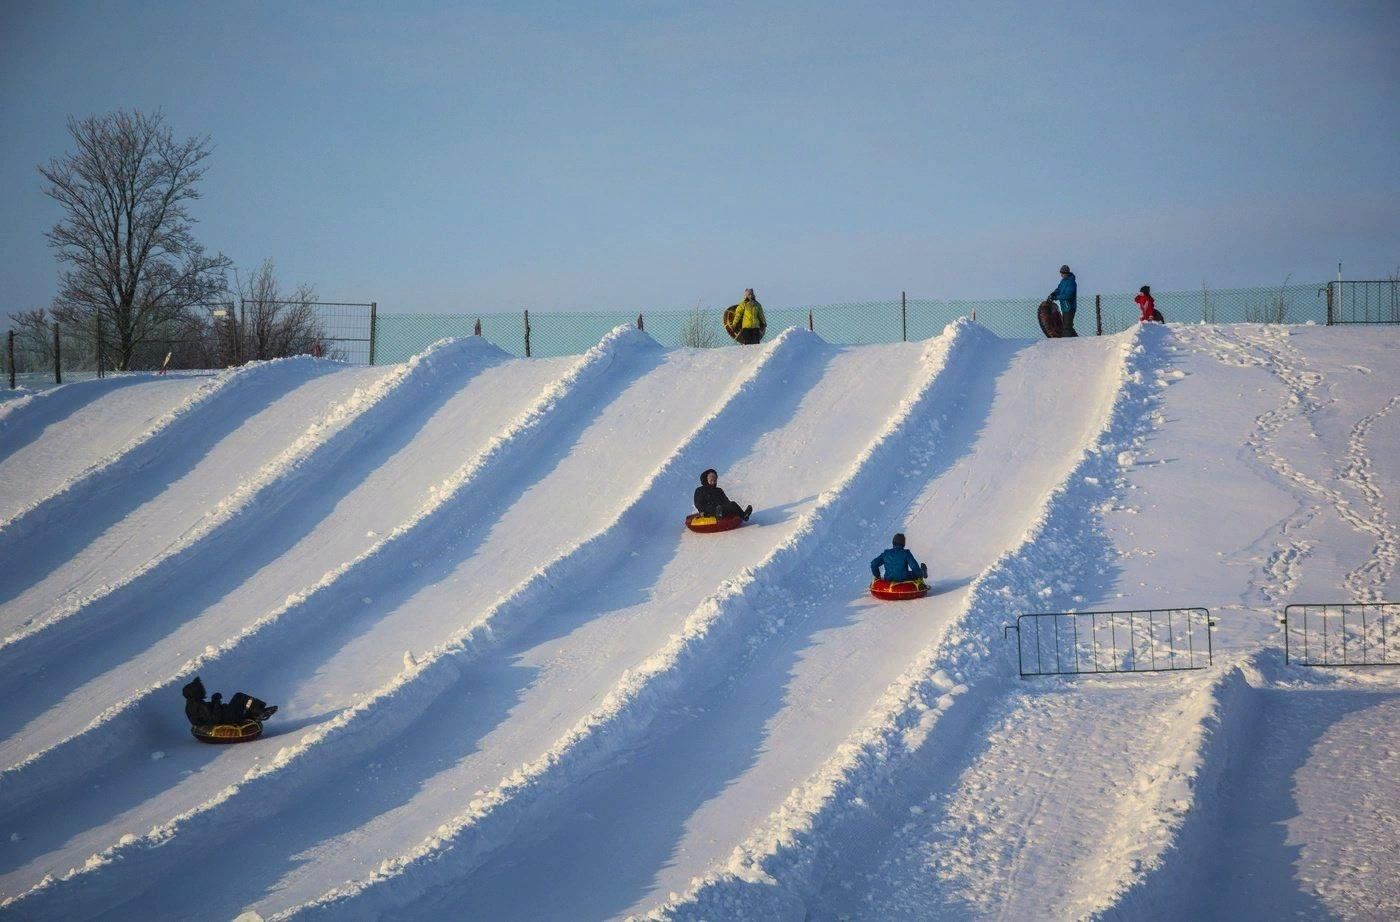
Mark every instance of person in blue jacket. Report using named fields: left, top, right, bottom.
left=1049, top=265, right=1078, bottom=336
left=871, top=533, right=926, bottom=582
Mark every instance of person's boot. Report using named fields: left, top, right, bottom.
left=742, top=505, right=753, bottom=521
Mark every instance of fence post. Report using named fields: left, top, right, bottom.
left=96, top=315, right=105, bottom=378
left=808, top=309, right=813, bottom=332
left=1095, top=294, right=1103, bottom=336
left=524, top=309, right=531, bottom=358
left=1325, top=283, right=1334, bottom=326
left=636, top=312, right=644, bottom=331
left=474, top=318, right=482, bottom=336
left=368, top=301, right=378, bottom=365
left=901, top=291, right=907, bottom=342
left=53, top=322, right=61, bottom=385
left=7, top=330, right=14, bottom=390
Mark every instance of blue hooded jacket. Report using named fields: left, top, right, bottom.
left=872, top=547, right=922, bottom=581
left=1053, top=273, right=1077, bottom=311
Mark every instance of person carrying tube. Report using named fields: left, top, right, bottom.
left=1049, top=265, right=1078, bottom=336
left=732, top=288, right=767, bottom=344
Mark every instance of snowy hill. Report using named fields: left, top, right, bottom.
left=0, top=321, right=1395, bottom=920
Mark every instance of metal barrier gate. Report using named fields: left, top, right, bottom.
left=1324, top=280, right=1400, bottom=325
left=1282, top=602, right=1400, bottom=667
left=1004, top=608, right=1215, bottom=677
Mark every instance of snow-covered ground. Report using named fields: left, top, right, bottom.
left=0, top=321, right=1395, bottom=920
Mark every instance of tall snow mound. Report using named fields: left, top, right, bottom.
left=0, top=322, right=1396, bottom=921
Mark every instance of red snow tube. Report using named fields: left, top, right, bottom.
left=191, top=719, right=264, bottom=744
left=870, top=578, right=929, bottom=601
left=685, top=513, right=743, bottom=533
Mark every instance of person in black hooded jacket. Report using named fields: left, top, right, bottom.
left=694, top=469, right=752, bottom=521
left=182, top=676, right=277, bottom=726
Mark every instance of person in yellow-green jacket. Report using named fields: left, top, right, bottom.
left=730, top=288, right=767, bottom=344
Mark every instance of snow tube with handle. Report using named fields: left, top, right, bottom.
left=722, top=304, right=742, bottom=342
left=191, top=719, right=264, bottom=744
left=1037, top=299, right=1063, bottom=338
left=870, top=578, right=929, bottom=601
left=685, top=513, right=743, bottom=533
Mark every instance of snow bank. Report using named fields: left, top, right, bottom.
left=0, top=360, right=321, bottom=534
left=285, top=321, right=988, bottom=918
left=1, top=327, right=662, bottom=914
left=0, top=340, right=501, bottom=777
left=651, top=324, right=1172, bottom=919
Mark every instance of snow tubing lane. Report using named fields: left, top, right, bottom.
left=686, top=513, right=744, bottom=533
left=869, top=578, right=929, bottom=600
left=191, top=720, right=263, bottom=743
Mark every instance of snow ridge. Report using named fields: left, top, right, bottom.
left=0, top=326, right=665, bottom=914
left=649, top=324, right=1167, bottom=920
left=0, top=360, right=322, bottom=536
left=0, top=338, right=499, bottom=663
left=0, top=335, right=551, bottom=794
left=283, top=321, right=984, bottom=919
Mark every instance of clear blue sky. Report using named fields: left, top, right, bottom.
left=2, top=0, right=1397, bottom=320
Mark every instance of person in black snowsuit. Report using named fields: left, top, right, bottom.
left=694, top=469, right=752, bottom=521
left=182, top=676, right=277, bottom=726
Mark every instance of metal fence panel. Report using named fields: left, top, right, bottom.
left=1326, top=280, right=1400, bottom=325
left=1283, top=603, right=1400, bottom=667
left=1006, top=608, right=1215, bottom=677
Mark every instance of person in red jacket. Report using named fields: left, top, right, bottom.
left=1135, top=285, right=1160, bottom=323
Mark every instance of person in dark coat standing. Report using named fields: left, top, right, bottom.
left=1050, top=265, right=1078, bottom=336
left=871, top=533, right=926, bottom=582
left=182, top=676, right=276, bottom=726
left=694, top=469, right=752, bottom=520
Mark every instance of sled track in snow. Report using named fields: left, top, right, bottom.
left=0, top=326, right=841, bottom=914
left=0, top=360, right=316, bottom=538
left=0, top=340, right=524, bottom=782
left=281, top=323, right=984, bottom=919
left=7, top=323, right=1395, bottom=919
left=651, top=324, right=1166, bottom=919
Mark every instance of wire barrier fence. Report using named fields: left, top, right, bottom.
left=1282, top=603, right=1400, bottom=667
left=5, top=300, right=375, bottom=390
left=1004, top=608, right=1216, bottom=678
left=10, top=281, right=1380, bottom=388
left=372, top=281, right=1332, bottom=363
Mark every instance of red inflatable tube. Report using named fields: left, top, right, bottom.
left=685, top=513, right=744, bottom=534
left=870, top=578, right=929, bottom=601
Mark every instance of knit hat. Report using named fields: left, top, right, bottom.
left=1059, top=265, right=1071, bottom=275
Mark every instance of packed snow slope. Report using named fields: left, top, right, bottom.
left=0, top=322, right=1396, bottom=921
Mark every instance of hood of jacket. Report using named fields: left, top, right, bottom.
left=699, top=468, right=717, bottom=486
left=182, top=676, right=206, bottom=701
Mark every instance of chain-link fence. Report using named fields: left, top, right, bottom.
left=5, top=301, right=375, bottom=390
left=373, top=282, right=1330, bottom=361
left=4, top=282, right=1350, bottom=386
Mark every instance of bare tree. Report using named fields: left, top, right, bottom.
left=681, top=301, right=722, bottom=348
left=39, top=109, right=231, bottom=369
left=238, top=259, right=327, bottom=360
